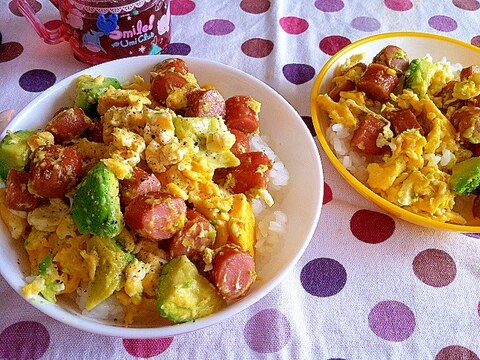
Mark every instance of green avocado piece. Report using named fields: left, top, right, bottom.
left=404, top=57, right=437, bottom=98
left=74, top=74, right=121, bottom=117
left=0, top=130, right=36, bottom=182
left=156, top=255, right=226, bottom=323
left=450, top=156, right=480, bottom=195
left=86, top=236, right=132, bottom=311
left=71, top=162, right=123, bottom=238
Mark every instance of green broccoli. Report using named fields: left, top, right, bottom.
left=156, top=256, right=226, bottom=323
left=404, top=57, right=437, bottom=98
left=71, top=162, right=123, bottom=238
left=74, top=75, right=121, bottom=117
left=0, top=130, right=36, bottom=182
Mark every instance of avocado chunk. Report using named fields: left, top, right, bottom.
left=71, top=162, right=123, bottom=238
left=74, top=74, right=121, bottom=117
left=156, top=255, right=226, bottom=323
left=0, top=130, right=35, bottom=182
left=173, top=116, right=239, bottom=170
left=450, top=156, right=480, bottom=195
left=404, top=57, right=437, bottom=98
left=86, top=236, right=133, bottom=310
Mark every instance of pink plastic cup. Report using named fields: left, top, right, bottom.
left=16, top=0, right=171, bottom=65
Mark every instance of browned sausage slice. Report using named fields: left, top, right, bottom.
left=460, top=65, right=480, bottom=80
left=386, top=109, right=424, bottom=136
left=5, top=169, right=40, bottom=211
left=124, top=191, right=187, bottom=240
left=372, top=45, right=410, bottom=74
left=350, top=114, right=389, bottom=155
left=225, top=95, right=260, bottom=133
left=120, top=167, right=162, bottom=207
left=150, top=71, right=188, bottom=105
left=211, top=244, right=256, bottom=300
left=357, top=63, right=399, bottom=102
left=450, top=106, right=480, bottom=143
left=45, top=107, right=92, bottom=144
left=184, top=88, right=226, bottom=117
left=152, top=58, right=189, bottom=76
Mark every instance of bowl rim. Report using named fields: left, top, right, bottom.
left=1, top=54, right=324, bottom=338
left=310, top=31, right=480, bottom=233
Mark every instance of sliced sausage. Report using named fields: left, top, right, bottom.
left=460, top=65, right=480, bottom=80
left=168, top=209, right=216, bottom=260
left=45, top=107, right=92, bottom=144
left=5, top=169, right=40, bottom=211
left=150, top=71, right=188, bottom=105
left=152, top=58, right=188, bottom=77
left=385, top=109, right=424, bottom=136
left=450, top=106, right=480, bottom=143
left=436, top=80, right=464, bottom=110
left=229, top=129, right=250, bottom=156
left=120, top=167, right=162, bottom=207
left=328, top=79, right=356, bottom=102
left=473, top=195, right=480, bottom=218
left=224, top=96, right=260, bottom=133
left=372, top=45, right=410, bottom=75
left=356, top=63, right=399, bottom=102
left=124, top=191, right=187, bottom=240
left=29, top=144, right=83, bottom=198
left=350, top=113, right=389, bottom=155
left=211, top=243, right=256, bottom=300
left=85, top=120, right=104, bottom=143
left=214, top=151, right=272, bottom=194
left=184, top=88, right=226, bottom=117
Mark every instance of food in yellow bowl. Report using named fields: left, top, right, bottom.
left=0, top=58, right=289, bottom=325
left=314, top=42, right=480, bottom=227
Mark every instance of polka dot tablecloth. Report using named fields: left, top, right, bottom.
left=2, top=0, right=480, bottom=359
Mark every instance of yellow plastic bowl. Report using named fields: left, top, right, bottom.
left=311, top=31, right=480, bottom=232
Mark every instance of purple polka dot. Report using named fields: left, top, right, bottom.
left=412, top=248, right=456, bottom=287
left=428, top=15, right=458, bottom=32
left=453, top=0, right=480, bottom=10
left=319, top=35, right=351, bottom=55
left=170, top=0, right=195, bottom=15
left=300, top=115, right=315, bottom=136
left=323, top=182, right=333, bottom=204
left=9, top=0, right=41, bottom=16
left=478, top=300, right=480, bottom=317
left=0, top=321, right=50, bottom=360
left=350, top=209, right=395, bottom=244
left=44, top=19, right=63, bottom=30
left=300, top=258, right=347, bottom=297
left=19, top=69, right=56, bottom=92
left=240, top=0, right=271, bottom=14
left=384, top=0, right=413, bottom=11
left=164, top=42, right=191, bottom=55
left=279, top=16, right=309, bottom=35
left=351, top=16, right=381, bottom=32
left=203, top=19, right=235, bottom=36
left=241, top=38, right=274, bottom=58
left=368, top=300, right=416, bottom=341
left=0, top=42, right=24, bottom=62
left=436, top=346, right=480, bottom=360
left=314, top=0, right=345, bottom=12
left=244, top=309, right=291, bottom=353
left=464, top=232, right=480, bottom=238
left=472, top=36, right=480, bottom=47
left=282, top=63, right=315, bottom=85
left=123, top=338, right=173, bottom=358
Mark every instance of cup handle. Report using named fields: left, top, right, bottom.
left=16, top=0, right=66, bottom=45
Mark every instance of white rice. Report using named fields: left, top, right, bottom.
left=76, top=285, right=125, bottom=323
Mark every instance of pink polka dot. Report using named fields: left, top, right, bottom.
left=0, top=42, right=24, bottom=62
left=477, top=300, right=480, bottom=317
left=244, top=309, right=291, bottom=353
left=350, top=209, right=395, bottom=243
left=0, top=321, right=50, bottom=359
left=170, top=0, right=195, bottom=15
left=279, top=16, right=309, bottom=35
left=314, top=0, right=345, bottom=12
left=240, top=0, right=271, bottom=14
left=384, top=0, right=413, bottom=11
left=9, top=0, right=41, bottom=16
left=44, top=20, right=63, bottom=30
left=428, top=15, right=458, bottom=32
left=319, top=35, right=351, bottom=55
left=323, top=182, right=333, bottom=204
left=471, top=35, right=480, bottom=47
left=412, top=248, right=456, bottom=287
left=241, top=38, right=274, bottom=58
left=368, top=300, right=416, bottom=342
left=453, top=0, right=480, bottom=10
left=123, top=338, right=173, bottom=358
left=203, top=19, right=235, bottom=36
left=435, top=346, right=479, bottom=360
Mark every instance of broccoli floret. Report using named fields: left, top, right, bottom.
left=71, top=162, right=123, bottom=238
left=450, top=157, right=480, bottom=195
left=74, top=75, right=121, bottom=117
left=404, top=57, right=437, bottom=98
left=156, top=256, right=226, bottom=323
left=0, top=130, right=36, bottom=182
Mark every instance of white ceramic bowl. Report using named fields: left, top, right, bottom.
left=311, top=32, right=480, bottom=232
left=0, top=55, right=323, bottom=337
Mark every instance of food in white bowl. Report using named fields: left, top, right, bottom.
left=312, top=32, right=480, bottom=231
left=0, top=56, right=323, bottom=337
